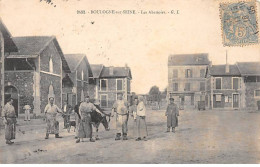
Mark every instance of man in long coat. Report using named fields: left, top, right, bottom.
left=111, top=93, right=129, bottom=140
left=76, top=96, right=104, bottom=143
left=44, top=97, right=64, bottom=139
left=2, top=98, right=16, bottom=144
left=165, top=98, right=179, bottom=133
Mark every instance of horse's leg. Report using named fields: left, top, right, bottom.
left=95, top=124, right=100, bottom=140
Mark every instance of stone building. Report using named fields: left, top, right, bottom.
left=90, top=64, right=132, bottom=109
left=5, top=36, right=71, bottom=116
left=0, top=19, right=18, bottom=115
left=167, top=54, right=210, bottom=110
left=63, top=54, right=93, bottom=107
left=205, top=63, right=242, bottom=109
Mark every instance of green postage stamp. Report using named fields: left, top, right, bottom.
left=219, top=0, right=259, bottom=46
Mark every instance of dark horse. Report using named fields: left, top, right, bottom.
left=90, top=104, right=110, bottom=140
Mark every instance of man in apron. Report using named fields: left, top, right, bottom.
left=111, top=93, right=129, bottom=140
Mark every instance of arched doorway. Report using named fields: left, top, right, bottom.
left=4, top=85, right=19, bottom=117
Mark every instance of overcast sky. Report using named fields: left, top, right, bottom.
left=0, top=0, right=259, bottom=94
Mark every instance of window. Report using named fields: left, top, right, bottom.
left=81, top=70, right=84, bottom=80
left=200, top=82, right=205, bottom=91
left=100, top=79, right=107, bottom=91
left=173, top=69, right=178, bottom=78
left=173, top=83, right=178, bottom=91
left=216, top=94, right=222, bottom=102
left=215, top=78, right=222, bottom=89
left=185, top=83, right=190, bottom=91
left=255, top=90, right=260, bottom=97
left=100, top=95, right=108, bottom=107
left=200, top=69, right=205, bottom=78
left=49, top=56, right=53, bottom=73
left=233, top=78, right=239, bottom=90
left=185, top=69, right=192, bottom=78
left=127, top=79, right=130, bottom=92
left=117, top=79, right=123, bottom=91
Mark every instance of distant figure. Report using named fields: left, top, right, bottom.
left=165, top=98, right=179, bottom=133
left=23, top=104, right=31, bottom=121
left=134, top=96, right=148, bottom=141
left=111, top=93, right=129, bottom=140
left=128, top=97, right=138, bottom=137
left=2, top=98, right=16, bottom=145
left=62, top=101, right=71, bottom=129
left=44, top=97, right=64, bottom=139
left=76, top=96, right=105, bottom=143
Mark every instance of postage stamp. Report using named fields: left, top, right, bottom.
left=219, top=0, right=259, bottom=46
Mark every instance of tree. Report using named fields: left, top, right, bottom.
left=148, top=86, right=161, bottom=109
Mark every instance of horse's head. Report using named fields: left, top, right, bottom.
left=101, top=114, right=110, bottom=131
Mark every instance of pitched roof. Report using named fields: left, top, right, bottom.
left=9, top=36, right=70, bottom=73
left=209, top=64, right=241, bottom=76
left=100, top=66, right=132, bottom=79
left=64, top=54, right=93, bottom=77
left=237, top=62, right=260, bottom=76
left=168, top=53, right=210, bottom=66
left=90, top=64, right=104, bottom=78
left=0, top=19, right=18, bottom=52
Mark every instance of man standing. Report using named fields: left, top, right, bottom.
left=23, top=104, right=31, bottom=121
left=62, top=101, right=71, bottom=129
left=76, top=96, right=104, bottom=143
left=134, top=96, right=148, bottom=141
left=111, top=93, right=129, bottom=140
left=2, top=98, right=16, bottom=144
left=44, top=97, right=64, bottom=139
left=165, top=98, right=179, bottom=133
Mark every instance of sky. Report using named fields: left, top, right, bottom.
left=0, top=0, right=259, bottom=94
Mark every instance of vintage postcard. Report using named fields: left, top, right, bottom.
left=0, top=0, right=260, bottom=164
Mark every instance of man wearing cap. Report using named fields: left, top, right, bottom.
left=2, top=98, right=16, bottom=144
left=44, top=97, right=64, bottom=139
left=165, top=98, right=179, bottom=133
left=111, top=93, right=129, bottom=140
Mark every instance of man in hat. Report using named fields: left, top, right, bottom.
left=165, top=98, right=179, bottom=133
left=111, top=93, right=129, bottom=140
left=2, top=98, right=16, bottom=144
left=44, top=97, right=64, bottom=139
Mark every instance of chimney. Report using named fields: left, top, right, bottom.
left=225, top=50, right=229, bottom=73
left=109, top=66, right=114, bottom=75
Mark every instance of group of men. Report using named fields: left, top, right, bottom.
left=1, top=93, right=180, bottom=145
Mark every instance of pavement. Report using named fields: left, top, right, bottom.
left=0, top=109, right=260, bottom=163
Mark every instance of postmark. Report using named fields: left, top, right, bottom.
left=219, top=0, right=259, bottom=46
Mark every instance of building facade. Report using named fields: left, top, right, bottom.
left=63, top=54, right=93, bottom=107
left=5, top=36, right=71, bottom=116
left=206, top=64, right=242, bottom=109
left=167, top=54, right=210, bottom=110
left=90, top=65, right=132, bottom=109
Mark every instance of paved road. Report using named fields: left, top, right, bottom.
left=0, top=110, right=260, bottom=163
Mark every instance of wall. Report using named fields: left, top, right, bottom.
left=244, top=82, right=260, bottom=110
left=40, top=41, right=62, bottom=75
left=4, top=71, right=34, bottom=114
left=0, top=32, right=3, bottom=114
left=40, top=73, right=61, bottom=112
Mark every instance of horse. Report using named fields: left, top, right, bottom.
left=90, top=104, right=111, bottom=140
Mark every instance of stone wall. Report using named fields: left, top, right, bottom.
left=40, top=73, right=61, bottom=112
left=4, top=71, right=34, bottom=114
left=245, top=82, right=260, bottom=110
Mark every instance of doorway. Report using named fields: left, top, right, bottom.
left=233, top=94, right=239, bottom=109
left=4, top=85, right=19, bottom=116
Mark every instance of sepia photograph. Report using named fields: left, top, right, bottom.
left=0, top=0, right=260, bottom=164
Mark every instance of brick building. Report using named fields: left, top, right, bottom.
left=5, top=36, right=71, bottom=116
left=0, top=19, right=18, bottom=115
left=167, top=54, right=210, bottom=110
left=90, top=64, right=132, bottom=109
left=63, top=54, right=93, bottom=107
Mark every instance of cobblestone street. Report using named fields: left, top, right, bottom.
left=1, top=109, right=260, bottom=163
